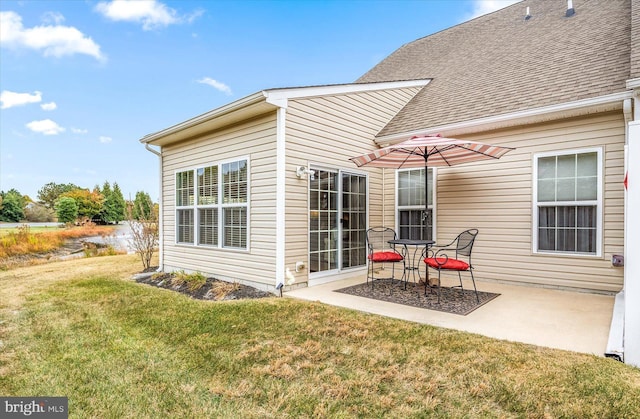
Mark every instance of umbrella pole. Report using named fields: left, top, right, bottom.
left=423, top=157, right=430, bottom=287
left=422, top=156, right=429, bottom=227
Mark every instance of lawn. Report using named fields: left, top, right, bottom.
left=1, top=255, right=639, bottom=417
left=0, top=225, right=61, bottom=236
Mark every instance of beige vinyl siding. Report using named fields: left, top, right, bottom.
left=161, top=113, right=278, bottom=289
left=431, top=112, right=624, bottom=292
left=283, top=87, right=423, bottom=282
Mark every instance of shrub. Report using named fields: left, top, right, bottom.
left=126, top=193, right=158, bottom=270
left=211, top=281, right=240, bottom=300
left=172, top=270, right=207, bottom=291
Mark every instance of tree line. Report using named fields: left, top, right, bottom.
left=0, top=182, right=154, bottom=224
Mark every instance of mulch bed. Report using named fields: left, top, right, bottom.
left=335, top=279, right=500, bottom=315
left=134, top=268, right=273, bottom=301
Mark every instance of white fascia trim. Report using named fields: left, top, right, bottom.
left=626, top=78, right=640, bottom=89
left=375, top=91, right=633, bottom=145
left=140, top=80, right=431, bottom=144
left=140, top=92, right=267, bottom=144
left=275, top=107, right=286, bottom=287
left=264, top=79, right=431, bottom=107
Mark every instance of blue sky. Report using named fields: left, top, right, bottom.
left=0, top=0, right=518, bottom=202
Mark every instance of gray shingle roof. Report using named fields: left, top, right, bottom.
left=358, top=0, right=632, bottom=137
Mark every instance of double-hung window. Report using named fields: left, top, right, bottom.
left=197, top=165, right=218, bottom=246
left=175, top=159, right=248, bottom=249
left=397, top=168, right=433, bottom=240
left=176, top=171, right=195, bottom=244
left=534, top=148, right=601, bottom=255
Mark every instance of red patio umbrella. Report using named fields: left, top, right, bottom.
left=349, top=134, right=515, bottom=219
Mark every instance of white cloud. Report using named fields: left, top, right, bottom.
left=95, top=0, right=202, bottom=31
left=41, top=101, right=57, bottom=111
left=185, top=9, right=205, bottom=24
left=468, top=0, right=520, bottom=20
left=197, top=77, right=232, bottom=95
left=0, top=90, right=42, bottom=109
left=26, top=119, right=65, bottom=135
left=99, top=136, right=113, bottom=143
left=0, top=11, right=105, bottom=61
left=71, top=127, right=88, bottom=134
left=42, top=11, right=65, bottom=25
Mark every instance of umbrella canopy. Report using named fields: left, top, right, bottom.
left=349, top=134, right=515, bottom=221
left=349, top=135, right=515, bottom=169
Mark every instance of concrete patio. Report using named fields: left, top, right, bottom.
left=286, top=272, right=616, bottom=356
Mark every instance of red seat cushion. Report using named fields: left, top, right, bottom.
left=424, top=257, right=469, bottom=271
left=369, top=251, right=404, bottom=262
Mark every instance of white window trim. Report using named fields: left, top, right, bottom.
left=532, top=147, right=603, bottom=257
left=174, top=156, right=250, bottom=252
left=394, top=167, right=437, bottom=240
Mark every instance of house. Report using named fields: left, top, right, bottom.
left=140, top=0, right=639, bottom=365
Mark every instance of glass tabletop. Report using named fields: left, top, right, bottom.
left=387, top=239, right=435, bottom=246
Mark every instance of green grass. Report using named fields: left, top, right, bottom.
left=0, top=225, right=61, bottom=236
left=1, top=255, right=639, bottom=417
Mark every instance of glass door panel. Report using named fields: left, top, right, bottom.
left=309, top=170, right=338, bottom=273
left=341, top=173, right=367, bottom=269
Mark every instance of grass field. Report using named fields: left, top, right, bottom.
left=1, top=255, right=639, bottom=417
left=0, top=225, right=62, bottom=236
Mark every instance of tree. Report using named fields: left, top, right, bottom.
left=59, top=188, right=104, bottom=221
left=55, top=197, right=78, bottom=224
left=0, top=190, right=25, bottom=222
left=37, top=182, right=79, bottom=209
left=99, top=181, right=126, bottom=224
left=24, top=202, right=56, bottom=222
left=111, top=182, right=126, bottom=223
left=98, top=182, right=114, bottom=223
left=127, top=192, right=158, bottom=270
left=132, top=191, right=153, bottom=220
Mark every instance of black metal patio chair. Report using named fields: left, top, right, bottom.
left=365, top=227, right=404, bottom=287
left=423, top=228, right=479, bottom=303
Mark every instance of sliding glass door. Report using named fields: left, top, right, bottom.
left=309, top=168, right=367, bottom=274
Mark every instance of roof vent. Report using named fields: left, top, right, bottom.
left=565, top=0, right=575, bottom=17
left=524, top=6, right=532, bottom=20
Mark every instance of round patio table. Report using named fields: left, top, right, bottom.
left=387, top=239, right=435, bottom=290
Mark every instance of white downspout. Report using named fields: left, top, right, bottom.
left=145, top=143, right=163, bottom=272
left=275, top=107, right=286, bottom=290
left=605, top=98, right=634, bottom=362
left=624, top=89, right=640, bottom=367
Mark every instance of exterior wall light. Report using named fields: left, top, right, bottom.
left=296, top=166, right=315, bottom=180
